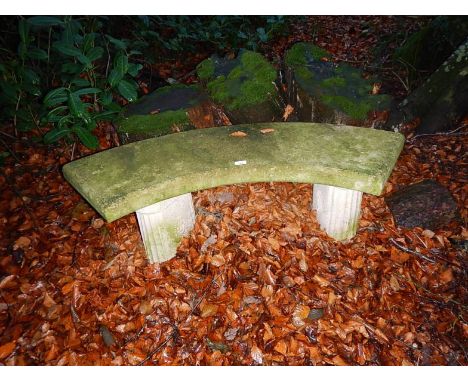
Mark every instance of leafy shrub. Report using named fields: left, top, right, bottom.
left=0, top=16, right=143, bottom=148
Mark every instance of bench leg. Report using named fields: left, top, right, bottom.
left=312, top=184, right=362, bottom=240
left=136, top=193, right=195, bottom=263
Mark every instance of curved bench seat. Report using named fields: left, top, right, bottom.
left=64, top=123, right=404, bottom=221
left=63, top=123, right=404, bottom=262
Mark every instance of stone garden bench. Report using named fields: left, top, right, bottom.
left=63, top=123, right=404, bottom=263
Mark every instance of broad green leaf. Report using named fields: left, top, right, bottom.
left=93, top=110, right=118, bottom=121
left=100, top=91, right=113, bottom=105
left=68, top=92, right=86, bottom=119
left=117, top=79, right=138, bottom=102
left=27, top=16, right=64, bottom=27
left=43, top=87, right=68, bottom=107
left=61, top=62, right=83, bottom=74
left=27, top=47, right=48, bottom=60
left=46, top=105, right=68, bottom=122
left=114, top=53, right=129, bottom=76
left=73, top=125, right=99, bottom=149
left=43, top=127, right=72, bottom=144
left=106, top=35, right=127, bottom=50
left=77, top=54, right=92, bottom=68
left=105, top=102, right=122, bottom=112
left=23, top=68, right=40, bottom=85
left=18, top=19, right=29, bottom=43
left=82, top=33, right=96, bottom=54
left=86, top=46, right=104, bottom=62
left=70, top=78, right=90, bottom=87
left=128, top=63, right=143, bottom=77
left=0, top=81, right=19, bottom=103
left=24, top=85, right=41, bottom=97
left=53, top=41, right=82, bottom=57
left=73, top=88, right=102, bottom=96
left=129, top=50, right=142, bottom=56
left=107, top=68, right=123, bottom=87
left=18, top=42, right=28, bottom=60
left=57, top=115, right=73, bottom=129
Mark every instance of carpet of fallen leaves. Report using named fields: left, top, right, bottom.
left=0, top=16, right=467, bottom=366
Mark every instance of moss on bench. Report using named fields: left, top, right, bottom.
left=63, top=123, right=404, bottom=223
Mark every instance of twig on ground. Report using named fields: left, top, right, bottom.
left=389, top=238, right=436, bottom=264
left=409, top=125, right=467, bottom=142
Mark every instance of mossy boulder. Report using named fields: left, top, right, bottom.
left=196, top=50, right=283, bottom=124
left=284, top=42, right=390, bottom=124
left=117, top=84, right=208, bottom=143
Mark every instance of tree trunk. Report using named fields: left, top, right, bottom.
left=385, top=38, right=468, bottom=134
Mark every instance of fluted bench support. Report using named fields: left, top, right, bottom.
left=312, top=184, right=363, bottom=240
left=136, top=193, right=195, bottom=263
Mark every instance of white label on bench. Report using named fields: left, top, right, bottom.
left=234, top=160, right=247, bottom=166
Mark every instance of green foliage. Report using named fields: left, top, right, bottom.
left=0, top=16, right=143, bottom=148
left=0, top=16, right=289, bottom=149
left=135, top=16, right=289, bottom=55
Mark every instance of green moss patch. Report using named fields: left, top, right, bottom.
left=198, top=50, right=277, bottom=111
left=117, top=84, right=206, bottom=141
left=285, top=42, right=331, bottom=66
left=196, top=58, right=215, bottom=81
left=286, top=42, right=390, bottom=121
left=118, top=110, right=191, bottom=138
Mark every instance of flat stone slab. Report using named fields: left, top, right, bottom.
left=63, top=123, right=404, bottom=222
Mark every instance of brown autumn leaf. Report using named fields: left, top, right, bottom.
left=43, top=292, right=57, bottom=308
left=210, top=254, right=226, bottom=267
left=274, top=340, right=288, bottom=356
left=251, top=345, right=263, bottom=364
left=439, top=268, right=453, bottom=284
left=260, top=128, right=275, bottom=134
left=332, top=355, right=349, bottom=366
left=200, top=303, right=218, bottom=318
left=92, top=218, right=105, bottom=229
left=421, top=229, right=435, bottom=239
left=371, top=83, right=382, bottom=95
left=292, top=304, right=310, bottom=327
left=282, top=104, right=294, bottom=121
left=0, top=341, right=15, bottom=360
left=230, top=131, right=247, bottom=137
left=390, top=247, right=410, bottom=263
left=14, top=236, right=30, bottom=249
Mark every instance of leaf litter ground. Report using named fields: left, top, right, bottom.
left=0, top=16, right=467, bottom=365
